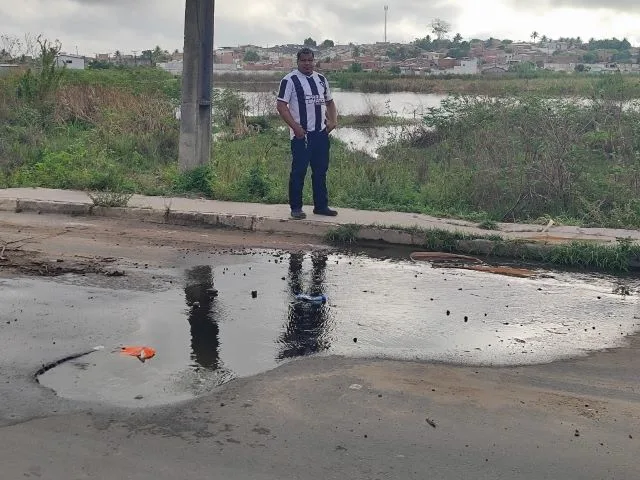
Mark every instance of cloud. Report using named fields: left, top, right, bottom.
left=0, top=0, right=638, bottom=55
left=506, top=0, right=640, bottom=13
left=0, top=0, right=462, bottom=53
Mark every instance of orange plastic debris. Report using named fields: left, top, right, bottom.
left=119, top=346, right=156, bottom=362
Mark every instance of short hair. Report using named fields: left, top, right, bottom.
left=297, top=48, right=315, bottom=60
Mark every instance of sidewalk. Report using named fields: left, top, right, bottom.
left=0, top=188, right=639, bottom=248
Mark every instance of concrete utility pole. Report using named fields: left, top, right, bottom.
left=384, top=5, right=388, bottom=43
left=179, top=0, right=215, bottom=172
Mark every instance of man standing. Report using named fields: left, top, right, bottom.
left=277, top=47, right=338, bottom=219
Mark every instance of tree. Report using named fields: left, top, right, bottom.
left=531, top=31, right=538, bottom=43
left=510, top=61, right=537, bottom=78
left=0, top=33, right=38, bottom=63
left=321, top=39, right=334, bottom=49
left=303, top=37, right=317, bottom=47
left=349, top=62, right=363, bottom=72
left=540, top=35, right=548, bottom=43
left=243, top=50, right=260, bottom=62
left=353, top=45, right=361, bottom=57
left=413, top=35, right=432, bottom=50
left=430, top=18, right=451, bottom=40
left=151, top=45, right=171, bottom=64
left=613, top=50, right=632, bottom=63
left=453, top=33, right=463, bottom=44
left=17, top=35, right=64, bottom=108
left=582, top=52, right=598, bottom=64
left=447, top=41, right=471, bottom=59
left=87, top=59, right=112, bottom=70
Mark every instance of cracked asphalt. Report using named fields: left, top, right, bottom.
left=0, top=212, right=639, bottom=480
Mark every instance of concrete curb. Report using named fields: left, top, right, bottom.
left=0, top=197, right=445, bottom=245
left=1, top=196, right=639, bottom=270
left=0, top=197, right=338, bottom=238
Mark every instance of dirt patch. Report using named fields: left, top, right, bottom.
left=0, top=248, right=124, bottom=277
left=523, top=235, right=610, bottom=245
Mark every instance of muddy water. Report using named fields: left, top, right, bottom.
left=4, top=250, right=639, bottom=408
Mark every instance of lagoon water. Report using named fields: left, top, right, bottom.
left=240, top=90, right=443, bottom=155
left=241, top=90, right=447, bottom=118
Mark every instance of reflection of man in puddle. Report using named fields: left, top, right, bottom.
left=184, top=266, right=221, bottom=370
left=277, top=252, right=331, bottom=359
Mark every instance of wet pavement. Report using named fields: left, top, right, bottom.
left=2, top=248, right=639, bottom=409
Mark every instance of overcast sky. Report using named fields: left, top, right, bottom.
left=1, top=0, right=639, bottom=56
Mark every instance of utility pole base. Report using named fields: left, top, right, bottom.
left=179, top=0, right=214, bottom=172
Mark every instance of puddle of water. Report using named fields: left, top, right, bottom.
left=6, top=250, right=640, bottom=408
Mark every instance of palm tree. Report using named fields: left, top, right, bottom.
left=531, top=31, right=539, bottom=43
left=541, top=35, right=548, bottom=43
left=453, top=33, right=463, bottom=44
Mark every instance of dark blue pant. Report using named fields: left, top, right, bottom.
left=289, top=130, right=330, bottom=211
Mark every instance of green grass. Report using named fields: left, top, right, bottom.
left=330, top=223, right=640, bottom=272
left=87, top=190, right=134, bottom=207
left=215, top=69, right=640, bottom=97
left=4, top=68, right=640, bottom=272
left=477, top=220, right=499, bottom=230
left=327, top=71, right=640, bottom=97
left=325, top=224, right=361, bottom=245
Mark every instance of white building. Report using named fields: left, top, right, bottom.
left=453, top=58, right=480, bottom=75
left=157, top=60, right=184, bottom=75
left=543, top=62, right=576, bottom=72
left=56, top=54, right=85, bottom=70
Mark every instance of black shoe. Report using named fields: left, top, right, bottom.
left=313, top=207, right=338, bottom=216
left=290, top=210, right=307, bottom=220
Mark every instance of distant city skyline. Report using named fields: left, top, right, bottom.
left=1, top=0, right=639, bottom=57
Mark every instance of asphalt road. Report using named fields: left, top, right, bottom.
left=0, top=212, right=639, bottom=480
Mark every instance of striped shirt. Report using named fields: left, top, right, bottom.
left=277, top=69, right=333, bottom=138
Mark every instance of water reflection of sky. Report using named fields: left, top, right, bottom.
left=30, top=251, right=640, bottom=407
left=331, top=126, right=421, bottom=157
left=241, top=90, right=447, bottom=118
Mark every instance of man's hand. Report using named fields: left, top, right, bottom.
left=325, top=99, right=338, bottom=134
left=293, top=125, right=306, bottom=139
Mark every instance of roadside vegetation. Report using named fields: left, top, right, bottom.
left=2, top=40, right=640, bottom=238
left=215, top=70, right=640, bottom=97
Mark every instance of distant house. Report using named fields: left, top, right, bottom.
left=453, top=58, right=480, bottom=75
left=0, top=64, right=27, bottom=77
left=215, top=48, right=241, bottom=64
left=543, top=62, right=576, bottom=73
left=56, top=54, right=85, bottom=70
left=438, top=57, right=459, bottom=70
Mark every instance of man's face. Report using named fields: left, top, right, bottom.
left=297, top=53, right=315, bottom=75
